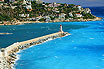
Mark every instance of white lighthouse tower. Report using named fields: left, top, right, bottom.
left=60, top=25, right=63, bottom=32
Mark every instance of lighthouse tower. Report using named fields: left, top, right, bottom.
left=60, top=25, right=63, bottom=32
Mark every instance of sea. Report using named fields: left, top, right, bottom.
left=0, top=7, right=104, bottom=69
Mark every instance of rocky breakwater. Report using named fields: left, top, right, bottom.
left=0, top=32, right=70, bottom=69
left=0, top=49, right=11, bottom=69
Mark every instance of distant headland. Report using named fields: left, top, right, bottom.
left=0, top=0, right=102, bottom=25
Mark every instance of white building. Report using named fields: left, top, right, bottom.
left=44, top=16, right=51, bottom=22
left=35, top=0, right=43, bottom=4
left=23, top=0, right=32, bottom=9
left=11, top=6, right=17, bottom=9
left=69, top=12, right=73, bottom=17
left=27, top=18, right=36, bottom=20
left=35, top=16, right=43, bottom=21
left=23, top=0, right=27, bottom=4
left=26, top=5, right=32, bottom=9
left=19, top=14, right=29, bottom=17
left=52, top=8, right=59, bottom=13
left=75, top=13, right=82, bottom=17
left=0, top=0, right=4, bottom=2
left=48, top=2, right=61, bottom=7
left=59, top=13, right=66, bottom=19
left=84, top=8, right=91, bottom=14
left=28, top=1, right=31, bottom=5
left=77, top=5, right=82, bottom=11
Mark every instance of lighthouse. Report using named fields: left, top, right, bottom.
left=60, top=25, right=63, bottom=32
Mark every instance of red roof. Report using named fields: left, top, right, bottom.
left=76, top=13, right=80, bottom=14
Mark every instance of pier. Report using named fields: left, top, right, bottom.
left=0, top=25, right=70, bottom=69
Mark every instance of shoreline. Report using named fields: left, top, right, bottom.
left=0, top=17, right=102, bottom=26
left=0, top=32, right=70, bottom=69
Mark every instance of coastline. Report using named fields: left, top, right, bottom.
left=0, top=32, right=70, bottom=69
left=0, top=17, right=102, bottom=26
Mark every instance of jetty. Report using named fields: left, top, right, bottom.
left=0, top=25, right=70, bottom=69
left=0, top=33, right=13, bottom=35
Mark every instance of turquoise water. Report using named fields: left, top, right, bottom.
left=15, top=20, right=104, bottom=69
left=0, top=7, right=104, bottom=69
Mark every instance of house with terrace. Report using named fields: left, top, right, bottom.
left=75, top=13, right=82, bottom=17
left=48, top=2, right=61, bottom=7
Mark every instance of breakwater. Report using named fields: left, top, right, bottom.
left=0, top=32, right=70, bottom=69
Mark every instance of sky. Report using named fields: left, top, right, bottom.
left=42, top=0, right=104, bottom=7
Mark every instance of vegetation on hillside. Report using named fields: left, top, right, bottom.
left=0, top=1, right=96, bottom=22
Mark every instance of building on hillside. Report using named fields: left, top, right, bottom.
left=59, top=13, right=66, bottom=19
left=52, top=8, right=59, bottom=13
left=23, top=0, right=31, bottom=5
left=9, top=0, right=15, bottom=2
left=64, top=4, right=69, bottom=7
left=69, top=12, right=73, bottom=17
left=48, top=2, right=61, bottom=7
left=26, top=5, right=32, bottom=9
left=28, top=1, right=31, bottom=5
left=11, top=6, right=17, bottom=9
left=0, top=3, right=3, bottom=6
left=77, top=5, right=82, bottom=11
left=23, top=0, right=27, bottom=4
left=84, top=8, right=91, bottom=14
left=19, top=14, right=29, bottom=18
left=27, top=18, right=36, bottom=21
left=35, top=16, right=43, bottom=21
left=23, top=0, right=32, bottom=11
left=35, top=0, right=43, bottom=4
left=0, top=0, right=4, bottom=2
left=4, top=5, right=10, bottom=8
left=75, top=13, right=82, bottom=17
left=73, top=5, right=82, bottom=11
left=44, top=16, right=51, bottom=22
